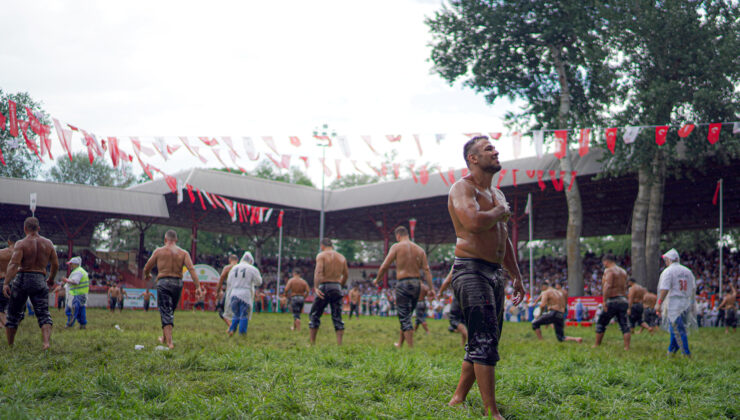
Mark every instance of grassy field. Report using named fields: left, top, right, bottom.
left=0, top=308, right=738, bottom=419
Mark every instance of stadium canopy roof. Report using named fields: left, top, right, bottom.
left=1, top=149, right=737, bottom=250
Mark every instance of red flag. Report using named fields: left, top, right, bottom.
left=0, top=145, right=4, bottom=166
left=496, top=170, right=508, bottom=189
left=335, top=159, right=342, bottom=179
left=408, top=164, right=419, bottom=183
left=67, top=124, right=79, bottom=131
left=678, top=124, right=694, bottom=138
left=409, top=219, right=416, bottom=240
left=211, top=148, right=230, bottom=171
left=568, top=172, right=578, bottom=192
left=419, top=165, right=429, bottom=185
left=578, top=129, right=590, bottom=156
left=605, top=127, right=617, bottom=154
left=392, top=163, right=400, bottom=179
left=381, top=163, right=388, bottom=177
left=53, top=120, right=73, bottom=161
left=0, top=111, right=6, bottom=131
left=712, top=180, right=721, bottom=205
left=707, top=123, right=721, bottom=144
left=199, top=137, right=218, bottom=146
left=299, top=156, right=309, bottom=168
left=438, top=170, right=449, bottom=186
left=413, top=134, right=423, bottom=156
left=25, top=107, right=42, bottom=135
left=289, top=136, right=301, bottom=147
left=655, top=126, right=669, bottom=146
left=164, top=175, right=178, bottom=194
left=138, top=157, right=153, bottom=180
left=536, top=170, right=546, bottom=191
left=361, top=135, right=378, bottom=155
left=186, top=184, right=195, bottom=203
left=221, top=137, right=239, bottom=157
left=526, top=170, right=536, bottom=178
left=549, top=170, right=565, bottom=191
left=448, top=168, right=456, bottom=184
left=368, top=163, right=382, bottom=177
left=39, top=125, right=53, bottom=160
left=489, top=132, right=502, bottom=140
left=196, top=188, right=207, bottom=210
left=511, top=169, right=518, bottom=187
left=20, top=122, right=43, bottom=161
left=237, top=203, right=244, bottom=223
left=8, top=100, right=18, bottom=137
left=553, top=130, right=568, bottom=159
left=277, top=210, right=285, bottom=228
left=211, top=193, right=225, bottom=210
left=108, top=137, right=120, bottom=167
left=221, top=197, right=236, bottom=222
left=386, top=135, right=401, bottom=142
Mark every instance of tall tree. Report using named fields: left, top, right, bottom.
left=600, top=0, right=740, bottom=291
left=427, top=0, right=616, bottom=295
left=0, top=90, right=46, bottom=179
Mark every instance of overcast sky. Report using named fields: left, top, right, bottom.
left=1, top=0, right=534, bottom=181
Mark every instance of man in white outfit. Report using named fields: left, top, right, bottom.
left=217, top=251, right=262, bottom=337
left=656, top=248, right=696, bottom=356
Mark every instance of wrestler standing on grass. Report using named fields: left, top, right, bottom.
left=143, top=230, right=200, bottom=349
left=446, top=136, right=525, bottom=419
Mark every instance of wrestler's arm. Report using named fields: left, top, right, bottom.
left=374, top=245, right=396, bottom=286
left=627, top=285, right=635, bottom=314
left=502, top=237, right=525, bottom=305
left=438, top=267, right=453, bottom=295
left=314, top=254, right=325, bottom=298
left=142, top=249, right=158, bottom=282
left=184, top=252, right=200, bottom=289
left=451, top=182, right=509, bottom=233
left=420, top=252, right=436, bottom=298
left=4, top=246, right=22, bottom=288
left=340, top=260, right=349, bottom=287
left=216, top=265, right=232, bottom=293
left=47, top=246, right=59, bottom=286
left=602, top=270, right=612, bottom=310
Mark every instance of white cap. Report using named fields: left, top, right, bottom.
left=662, top=248, right=680, bottom=262
left=66, top=256, right=82, bottom=265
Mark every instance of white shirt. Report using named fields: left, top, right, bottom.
left=226, top=262, right=263, bottom=306
left=658, top=262, right=696, bottom=322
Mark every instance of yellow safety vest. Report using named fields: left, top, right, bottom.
left=69, top=267, right=89, bottom=296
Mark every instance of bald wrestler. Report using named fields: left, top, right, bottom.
left=446, top=136, right=525, bottom=419
left=531, top=282, right=582, bottom=343
left=0, top=234, right=20, bottom=328
left=348, top=285, right=362, bottom=319
left=719, top=283, right=737, bottom=334
left=439, top=268, right=468, bottom=347
left=593, top=253, right=631, bottom=350
left=3, top=218, right=59, bottom=349
left=143, top=229, right=200, bottom=349
left=108, top=283, right=122, bottom=313
left=216, top=254, right=239, bottom=326
left=309, top=238, right=348, bottom=346
left=639, top=292, right=658, bottom=333
left=627, top=278, right=647, bottom=333
left=415, top=283, right=431, bottom=334
left=284, top=268, right=310, bottom=331
left=374, top=226, right=436, bottom=349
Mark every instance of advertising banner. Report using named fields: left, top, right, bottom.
left=182, top=264, right=220, bottom=310
left=122, top=288, right=158, bottom=310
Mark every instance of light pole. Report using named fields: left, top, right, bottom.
left=313, top=124, right=336, bottom=248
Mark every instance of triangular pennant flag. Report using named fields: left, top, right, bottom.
left=386, top=134, right=401, bottom=143
left=707, top=123, right=721, bottom=145
left=266, top=153, right=283, bottom=170
left=228, top=149, right=247, bottom=173
left=211, top=193, right=225, bottom=210
left=447, top=168, right=456, bottom=184
left=25, top=107, right=42, bottom=135
left=361, top=135, right=378, bottom=154
left=511, top=169, right=518, bottom=187
left=605, top=127, right=617, bottom=154
left=368, top=162, right=382, bottom=177
left=338, top=136, right=351, bottom=158
left=512, top=131, right=522, bottom=158
left=190, top=145, right=208, bottom=164
left=549, top=170, right=565, bottom=191
left=289, top=136, right=301, bottom=147
left=221, top=136, right=239, bottom=157
left=237, top=203, right=244, bottom=223
left=419, top=165, right=429, bottom=185
left=536, top=170, right=546, bottom=191
left=242, top=137, right=260, bottom=160
left=280, top=154, right=291, bottom=169
left=461, top=168, right=468, bottom=177
left=264, top=208, right=274, bottom=223
left=533, top=130, right=544, bottom=158
left=435, top=134, right=445, bottom=144
left=153, top=137, right=168, bottom=161
left=391, top=163, right=400, bottom=179
left=131, top=137, right=155, bottom=157
left=489, top=132, right=502, bottom=140
left=196, top=188, right=207, bottom=210
left=211, top=148, right=230, bottom=171
left=351, top=160, right=367, bottom=175
left=438, top=169, right=449, bottom=186
left=526, top=170, right=536, bottom=178
left=578, top=128, right=590, bottom=156
left=164, top=175, right=178, bottom=194
left=678, top=124, right=694, bottom=138
left=408, top=164, right=419, bottom=183
left=167, top=144, right=181, bottom=154
left=319, top=158, right=332, bottom=177
left=655, top=126, right=668, bottom=146
left=524, top=194, right=532, bottom=215
left=335, top=159, right=342, bottom=179
left=221, top=197, right=236, bottom=222
left=496, top=170, right=508, bottom=189
left=8, top=100, right=18, bottom=137
left=137, top=156, right=154, bottom=180
left=553, top=130, right=568, bottom=159
left=300, top=156, right=309, bottom=169
left=381, top=163, right=388, bottom=177
left=179, top=136, right=198, bottom=156
left=623, top=126, right=641, bottom=144
left=186, top=184, right=195, bottom=203
left=199, top=137, right=218, bottom=147
left=413, top=134, right=423, bottom=156
left=108, top=137, right=120, bottom=167
left=568, top=171, right=578, bottom=192
left=712, top=180, right=720, bottom=205
left=176, top=178, right=184, bottom=204
left=277, top=210, right=284, bottom=228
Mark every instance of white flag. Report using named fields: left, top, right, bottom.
left=512, top=131, right=522, bottom=158
left=533, top=130, right=544, bottom=158
left=242, top=137, right=260, bottom=160
left=154, top=137, right=168, bottom=161
left=264, top=208, right=274, bottom=223
left=338, top=136, right=351, bottom=158
left=30, top=193, right=37, bottom=214
left=623, top=126, right=642, bottom=144
left=176, top=178, right=183, bottom=204
left=524, top=193, right=532, bottom=215
left=733, top=122, right=740, bottom=134
left=435, top=134, right=445, bottom=144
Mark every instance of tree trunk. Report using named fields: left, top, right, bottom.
left=645, top=151, right=666, bottom=292
left=630, top=167, right=650, bottom=287
left=550, top=45, right=584, bottom=296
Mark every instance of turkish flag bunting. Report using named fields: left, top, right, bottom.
left=0, top=144, right=5, bottom=166
left=108, top=137, right=120, bottom=167
left=190, top=146, right=208, bottom=164
left=512, top=169, right=518, bottom=187
left=408, top=164, right=418, bottom=183
left=678, top=124, right=694, bottom=138
left=196, top=188, right=207, bottom=210
left=526, top=170, right=536, bottom=178
left=237, top=203, right=244, bottom=223
left=707, top=123, right=721, bottom=144
left=266, top=153, right=282, bottom=169
left=20, top=122, right=43, bottom=161
left=319, top=158, right=332, bottom=177
left=419, top=165, right=429, bottom=185
left=712, top=180, right=720, bottom=205
left=8, top=100, right=18, bottom=137
left=186, top=184, right=195, bottom=203
left=496, top=170, right=508, bottom=189
left=221, top=137, right=239, bottom=157
left=361, top=135, right=378, bottom=155
left=338, top=136, right=351, bottom=158
left=0, top=111, right=6, bottom=131
left=261, top=136, right=279, bottom=154
left=438, top=170, right=449, bottom=186
left=164, top=175, right=178, bottom=194
left=289, top=136, right=301, bottom=147
left=553, top=130, right=568, bottom=159
left=448, top=168, right=456, bottom=184
left=221, top=197, right=236, bottom=222
left=179, top=136, right=198, bottom=156
left=549, top=170, right=565, bottom=191
left=413, top=134, right=423, bottom=156
left=242, top=137, right=260, bottom=160
left=199, top=137, right=218, bottom=147
left=211, top=193, right=226, bottom=210
left=131, top=137, right=154, bottom=157
left=335, top=160, right=342, bottom=179
left=536, top=170, right=546, bottom=191
left=655, top=126, right=669, bottom=146
left=53, top=118, right=74, bottom=161
left=277, top=210, right=284, bottom=228
left=489, top=132, right=502, bottom=140
left=578, top=129, right=590, bottom=156
left=40, top=125, right=53, bottom=160
left=568, top=171, right=578, bottom=192
left=211, top=148, right=230, bottom=171
left=138, top=157, right=153, bottom=180
left=300, top=156, right=309, bottom=169
left=381, top=163, right=388, bottom=178
left=351, top=160, right=367, bottom=175
left=392, top=163, right=400, bottom=179
left=386, top=135, right=401, bottom=143
left=605, top=127, right=617, bottom=154
left=25, top=107, right=42, bottom=135
left=167, top=144, right=181, bottom=154
left=368, top=163, right=382, bottom=177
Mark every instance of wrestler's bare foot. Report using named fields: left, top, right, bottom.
left=447, top=395, right=465, bottom=407
left=591, top=344, right=599, bottom=348
left=228, top=331, right=235, bottom=337
left=42, top=342, right=50, bottom=350
left=167, top=343, right=174, bottom=350
left=575, top=337, right=583, bottom=343
left=157, top=336, right=165, bottom=344
left=393, top=342, right=401, bottom=348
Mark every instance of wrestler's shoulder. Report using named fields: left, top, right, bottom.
left=450, top=178, right=474, bottom=193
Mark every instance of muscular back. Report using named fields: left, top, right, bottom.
left=148, top=244, right=191, bottom=279
left=603, top=266, right=628, bottom=298
left=0, top=247, right=12, bottom=277
left=14, top=235, right=56, bottom=274
left=285, top=277, right=309, bottom=297
left=315, top=250, right=348, bottom=285
left=642, top=292, right=657, bottom=307
left=390, top=240, right=429, bottom=280
left=542, top=289, right=566, bottom=312
left=629, top=284, right=647, bottom=304
left=448, top=178, right=508, bottom=263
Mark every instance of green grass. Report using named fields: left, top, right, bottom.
left=1, top=309, right=738, bottom=419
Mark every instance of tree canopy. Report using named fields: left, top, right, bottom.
left=0, top=90, right=46, bottom=179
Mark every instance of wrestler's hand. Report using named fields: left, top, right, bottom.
left=512, top=278, right=525, bottom=305
left=314, top=287, right=325, bottom=299
left=492, top=204, right=511, bottom=223
left=627, top=308, right=631, bottom=316
left=3, top=284, right=10, bottom=298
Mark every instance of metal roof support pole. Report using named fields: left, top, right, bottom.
left=56, top=215, right=88, bottom=276
left=67, top=238, right=74, bottom=277
left=191, top=224, right=198, bottom=265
